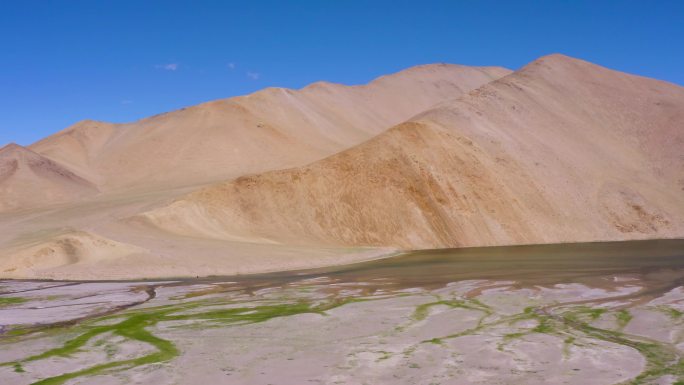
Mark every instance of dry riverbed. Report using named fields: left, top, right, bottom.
left=1, top=240, right=683, bottom=385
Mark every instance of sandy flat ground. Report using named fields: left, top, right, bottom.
left=0, top=185, right=399, bottom=280
left=1, top=265, right=683, bottom=385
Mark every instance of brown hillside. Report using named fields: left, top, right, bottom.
left=30, top=64, right=510, bottom=191
left=142, top=54, right=684, bottom=249
left=0, top=143, right=98, bottom=211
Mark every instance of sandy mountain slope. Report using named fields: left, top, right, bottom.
left=0, top=143, right=98, bottom=211
left=141, top=54, right=684, bottom=249
left=0, top=230, right=147, bottom=279
left=29, top=64, right=510, bottom=191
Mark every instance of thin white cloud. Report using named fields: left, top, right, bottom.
left=246, top=71, right=260, bottom=80
left=121, top=100, right=133, bottom=105
left=227, top=62, right=236, bottom=70
left=155, top=63, right=179, bottom=71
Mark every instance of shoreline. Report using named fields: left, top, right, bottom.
left=0, top=246, right=402, bottom=283
left=1, top=238, right=682, bottom=283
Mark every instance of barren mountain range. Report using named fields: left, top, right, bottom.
left=28, top=64, right=510, bottom=192
left=0, top=54, right=682, bottom=279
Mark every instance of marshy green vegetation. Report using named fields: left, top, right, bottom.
left=1, top=296, right=361, bottom=385
left=0, top=296, right=26, bottom=307
left=413, top=300, right=684, bottom=384
left=3, top=287, right=684, bottom=385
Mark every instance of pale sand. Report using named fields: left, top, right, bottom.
left=0, top=177, right=397, bottom=280
left=0, top=144, right=98, bottom=211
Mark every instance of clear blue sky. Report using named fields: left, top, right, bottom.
left=2, top=0, right=683, bottom=146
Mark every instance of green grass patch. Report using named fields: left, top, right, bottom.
left=562, top=336, right=576, bottom=358
left=660, top=306, right=683, bottom=320
left=503, top=332, right=527, bottom=341
left=562, top=313, right=684, bottom=385
left=412, top=299, right=491, bottom=321
left=532, top=317, right=554, bottom=333
left=0, top=297, right=27, bottom=307
left=375, top=350, right=392, bottom=361
left=1, top=296, right=359, bottom=385
left=615, top=309, right=633, bottom=328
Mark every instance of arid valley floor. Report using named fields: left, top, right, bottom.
left=1, top=240, right=683, bottom=385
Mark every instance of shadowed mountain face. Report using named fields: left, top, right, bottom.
left=0, top=143, right=98, bottom=211
left=142, top=55, right=684, bottom=249
left=28, top=64, right=510, bottom=192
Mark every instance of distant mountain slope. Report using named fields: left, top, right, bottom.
left=29, top=64, right=510, bottom=191
left=0, top=143, right=98, bottom=211
left=141, top=54, right=684, bottom=248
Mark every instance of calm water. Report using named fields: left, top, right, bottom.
left=190, top=239, right=684, bottom=292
